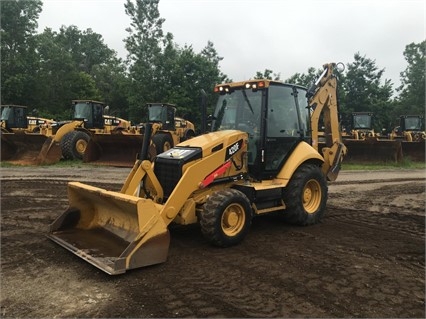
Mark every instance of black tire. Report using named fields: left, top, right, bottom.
left=182, top=129, right=196, bottom=141
left=60, top=131, right=90, bottom=160
left=152, top=133, right=173, bottom=155
left=199, top=188, right=252, bottom=247
left=281, top=163, right=328, bottom=225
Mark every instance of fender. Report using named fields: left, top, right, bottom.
left=275, top=141, right=324, bottom=183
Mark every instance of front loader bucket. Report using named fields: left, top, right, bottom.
left=36, top=137, right=63, bottom=165
left=0, top=132, right=48, bottom=164
left=83, top=134, right=144, bottom=167
left=48, top=182, right=170, bottom=275
left=401, top=141, right=425, bottom=162
left=343, top=138, right=403, bottom=163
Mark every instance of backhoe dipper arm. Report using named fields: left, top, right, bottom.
left=308, top=63, right=347, bottom=181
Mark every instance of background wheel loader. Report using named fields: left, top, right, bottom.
left=389, top=115, right=425, bottom=162
left=83, top=103, right=196, bottom=167
left=341, top=112, right=402, bottom=163
left=37, top=100, right=142, bottom=165
left=48, top=63, right=347, bottom=275
left=0, top=105, right=60, bottom=163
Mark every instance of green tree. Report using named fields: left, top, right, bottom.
left=254, top=69, right=281, bottom=80
left=124, top=0, right=166, bottom=121
left=164, top=42, right=226, bottom=126
left=343, top=53, right=394, bottom=131
left=284, top=67, right=321, bottom=86
left=124, top=0, right=226, bottom=126
left=33, top=25, right=127, bottom=119
left=1, top=0, right=42, bottom=106
left=33, top=28, right=102, bottom=119
left=395, top=41, right=425, bottom=118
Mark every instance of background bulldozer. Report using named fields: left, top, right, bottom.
left=37, top=100, right=142, bottom=165
left=1, top=105, right=60, bottom=163
left=83, top=103, right=196, bottom=167
left=48, top=63, right=346, bottom=275
left=342, top=112, right=402, bottom=163
left=389, top=115, right=425, bottom=162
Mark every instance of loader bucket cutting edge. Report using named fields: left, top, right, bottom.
left=37, top=137, right=63, bottom=165
left=48, top=182, right=170, bottom=275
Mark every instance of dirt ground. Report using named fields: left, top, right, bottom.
left=1, top=166, right=425, bottom=318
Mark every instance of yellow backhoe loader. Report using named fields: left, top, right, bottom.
left=389, top=115, right=425, bottom=162
left=37, top=100, right=141, bottom=165
left=0, top=105, right=60, bottom=163
left=342, top=112, right=402, bottom=163
left=83, top=103, right=196, bottom=167
left=48, top=63, right=347, bottom=275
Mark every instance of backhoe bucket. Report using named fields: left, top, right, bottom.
left=83, top=134, right=144, bottom=167
left=401, top=141, right=425, bottom=162
left=48, top=182, right=170, bottom=275
left=0, top=132, right=48, bottom=164
left=36, top=137, right=63, bottom=165
left=343, top=138, right=403, bottom=163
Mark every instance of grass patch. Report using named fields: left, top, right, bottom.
left=342, top=158, right=425, bottom=171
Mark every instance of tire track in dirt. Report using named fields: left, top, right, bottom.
left=1, top=172, right=424, bottom=318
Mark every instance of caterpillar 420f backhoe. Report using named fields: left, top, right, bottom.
left=48, top=63, right=347, bottom=275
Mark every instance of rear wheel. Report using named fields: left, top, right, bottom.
left=281, top=163, right=328, bottom=225
left=152, top=133, right=173, bottom=155
left=61, top=131, right=90, bottom=160
left=199, top=188, right=252, bottom=247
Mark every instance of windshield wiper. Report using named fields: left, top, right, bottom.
left=241, top=89, right=254, bottom=115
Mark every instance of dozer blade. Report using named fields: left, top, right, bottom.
left=36, top=137, right=63, bottom=165
left=48, top=182, right=170, bottom=275
left=0, top=131, right=49, bottom=164
left=83, top=134, right=144, bottom=167
left=401, top=141, right=425, bottom=162
left=343, top=138, right=403, bottom=163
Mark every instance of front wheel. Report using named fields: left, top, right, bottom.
left=199, top=188, right=252, bottom=247
left=281, top=163, right=328, bottom=225
left=152, top=133, right=174, bottom=155
left=61, top=131, right=90, bottom=160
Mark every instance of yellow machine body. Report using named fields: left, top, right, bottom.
left=48, top=64, right=347, bottom=274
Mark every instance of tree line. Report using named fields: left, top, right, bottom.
left=1, top=0, right=425, bottom=133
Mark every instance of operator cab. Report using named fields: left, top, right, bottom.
left=400, top=115, right=424, bottom=132
left=1, top=105, right=28, bottom=130
left=72, top=100, right=105, bottom=129
left=212, top=81, right=310, bottom=180
left=148, top=103, right=176, bottom=131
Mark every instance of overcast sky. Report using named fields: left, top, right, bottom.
left=37, top=0, right=425, bottom=88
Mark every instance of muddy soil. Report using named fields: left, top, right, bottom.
left=1, top=166, right=425, bottom=318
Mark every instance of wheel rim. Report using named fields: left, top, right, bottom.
left=303, top=179, right=322, bottom=214
left=221, top=203, right=246, bottom=236
left=76, top=139, right=88, bottom=155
